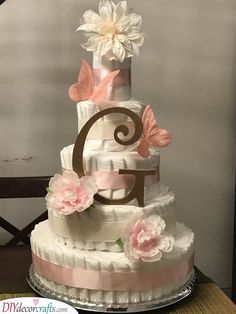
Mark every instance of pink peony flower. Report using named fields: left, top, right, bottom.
left=124, top=215, right=174, bottom=262
left=46, top=171, right=98, bottom=215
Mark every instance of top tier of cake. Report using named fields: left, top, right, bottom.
left=93, top=55, right=132, bottom=101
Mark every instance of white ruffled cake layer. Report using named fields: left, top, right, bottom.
left=31, top=221, right=194, bottom=304
left=48, top=185, right=175, bottom=252
left=61, top=145, right=160, bottom=201
left=76, top=99, right=145, bottom=151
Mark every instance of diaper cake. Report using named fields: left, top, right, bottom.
left=30, top=0, right=195, bottom=310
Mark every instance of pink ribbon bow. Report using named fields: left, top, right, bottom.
left=137, top=105, right=172, bottom=158
left=69, top=59, right=120, bottom=104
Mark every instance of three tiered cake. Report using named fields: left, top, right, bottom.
left=30, top=0, right=194, bottom=308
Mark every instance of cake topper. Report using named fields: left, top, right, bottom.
left=72, top=107, right=157, bottom=207
left=77, top=0, right=144, bottom=62
left=69, top=59, right=120, bottom=103
left=137, top=105, right=172, bottom=157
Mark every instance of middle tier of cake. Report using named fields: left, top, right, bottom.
left=76, top=99, right=146, bottom=152
left=61, top=146, right=160, bottom=202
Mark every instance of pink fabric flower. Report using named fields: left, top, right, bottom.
left=46, top=171, right=98, bottom=215
left=124, top=215, right=174, bottom=262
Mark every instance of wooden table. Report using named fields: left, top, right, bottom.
left=0, top=246, right=236, bottom=313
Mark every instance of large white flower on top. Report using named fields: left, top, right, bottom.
left=77, top=0, right=144, bottom=62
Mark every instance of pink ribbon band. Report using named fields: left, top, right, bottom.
left=93, top=68, right=131, bottom=88
left=32, top=253, right=194, bottom=291
left=85, top=169, right=160, bottom=189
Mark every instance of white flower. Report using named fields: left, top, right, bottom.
left=77, top=0, right=144, bottom=62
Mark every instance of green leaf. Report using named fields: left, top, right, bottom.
left=46, top=187, right=51, bottom=193
left=115, top=238, right=124, bottom=249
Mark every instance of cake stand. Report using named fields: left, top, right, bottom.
left=27, top=265, right=197, bottom=313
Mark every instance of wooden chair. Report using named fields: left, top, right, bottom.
left=0, top=176, right=51, bottom=246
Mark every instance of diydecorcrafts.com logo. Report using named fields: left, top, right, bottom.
left=0, top=297, right=78, bottom=313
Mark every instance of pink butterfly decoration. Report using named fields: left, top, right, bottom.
left=137, top=105, right=172, bottom=158
left=69, top=59, right=120, bottom=104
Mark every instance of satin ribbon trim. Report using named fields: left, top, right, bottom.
left=85, top=169, right=159, bottom=189
left=93, top=68, right=131, bottom=88
left=32, top=253, right=194, bottom=291
left=61, top=168, right=160, bottom=190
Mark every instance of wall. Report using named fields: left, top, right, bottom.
left=0, top=0, right=235, bottom=289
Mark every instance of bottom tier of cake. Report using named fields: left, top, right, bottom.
left=31, top=221, right=194, bottom=305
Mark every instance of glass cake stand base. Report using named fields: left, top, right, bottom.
left=27, top=265, right=197, bottom=313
